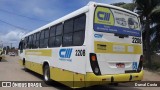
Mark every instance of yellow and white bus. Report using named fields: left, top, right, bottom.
left=18, top=2, right=144, bottom=88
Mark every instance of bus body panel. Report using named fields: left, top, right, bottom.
left=24, top=46, right=87, bottom=74
left=92, top=5, right=143, bottom=75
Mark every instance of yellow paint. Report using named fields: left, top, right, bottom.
left=19, top=60, right=143, bottom=88
left=21, top=60, right=84, bottom=88
left=25, top=60, right=31, bottom=69
left=30, top=62, right=43, bottom=75
left=22, top=60, right=43, bottom=75
left=50, top=67, right=74, bottom=87
left=25, top=49, right=52, bottom=56
left=94, top=7, right=114, bottom=26
left=73, top=73, right=85, bottom=88
left=85, top=70, right=144, bottom=87
left=94, top=41, right=142, bottom=54
left=18, top=59, right=23, bottom=66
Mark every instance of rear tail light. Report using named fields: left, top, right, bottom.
left=137, top=55, right=144, bottom=72
left=90, top=53, right=101, bottom=75
left=91, top=55, right=96, bottom=61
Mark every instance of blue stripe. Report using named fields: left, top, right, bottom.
left=94, top=23, right=141, bottom=37
left=65, top=49, right=68, bottom=58
left=67, top=49, right=70, bottom=58
left=68, top=49, right=72, bottom=58
left=106, top=13, right=110, bottom=21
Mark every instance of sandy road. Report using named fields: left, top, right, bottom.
left=0, top=55, right=160, bottom=90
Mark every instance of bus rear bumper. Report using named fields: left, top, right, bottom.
left=85, top=70, right=144, bottom=87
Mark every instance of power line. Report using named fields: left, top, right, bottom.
left=0, top=19, right=30, bottom=31
left=0, top=9, right=50, bottom=22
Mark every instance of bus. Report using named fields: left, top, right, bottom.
left=18, top=2, right=144, bottom=88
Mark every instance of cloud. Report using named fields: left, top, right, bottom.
left=5, top=30, right=25, bottom=41
left=33, top=7, right=45, bottom=16
left=0, top=0, right=133, bottom=48
left=0, top=29, right=26, bottom=48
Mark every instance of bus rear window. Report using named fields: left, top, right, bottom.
left=93, top=6, right=141, bottom=37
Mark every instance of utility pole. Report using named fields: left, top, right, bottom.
left=10, top=43, right=12, bottom=49
left=0, top=41, right=3, bottom=48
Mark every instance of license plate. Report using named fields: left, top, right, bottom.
left=116, top=63, right=125, bottom=68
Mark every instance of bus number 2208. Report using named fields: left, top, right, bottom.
left=75, top=49, right=85, bottom=56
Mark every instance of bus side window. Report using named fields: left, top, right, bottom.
left=55, top=23, right=63, bottom=47
left=18, top=41, right=21, bottom=50
left=39, top=28, right=49, bottom=48
left=32, top=33, right=36, bottom=48
left=36, top=32, right=40, bottom=48
left=73, top=14, right=86, bottom=46
left=19, top=40, right=24, bottom=53
left=63, top=19, right=73, bottom=47
left=39, top=30, right=45, bottom=48
left=31, top=35, right=34, bottom=49
left=25, top=37, right=29, bottom=49
left=28, top=35, right=33, bottom=49
left=49, top=26, right=56, bottom=47
left=18, top=40, right=23, bottom=50
left=44, top=28, right=49, bottom=48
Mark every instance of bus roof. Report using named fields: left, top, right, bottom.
left=94, top=2, right=138, bottom=16
left=23, top=1, right=138, bottom=38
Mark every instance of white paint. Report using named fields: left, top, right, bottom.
left=113, top=45, right=125, bottom=52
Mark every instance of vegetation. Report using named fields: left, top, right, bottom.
left=112, top=2, right=136, bottom=11
left=134, top=0, right=160, bottom=69
left=112, top=0, right=160, bottom=69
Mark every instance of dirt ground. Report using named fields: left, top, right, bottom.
left=0, top=55, right=160, bottom=90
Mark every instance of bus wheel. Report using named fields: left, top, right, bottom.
left=23, top=59, right=25, bottom=66
left=0, top=57, right=2, bottom=62
left=43, top=65, right=51, bottom=84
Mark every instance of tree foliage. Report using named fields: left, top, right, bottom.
left=134, top=0, right=160, bottom=68
left=120, top=3, right=136, bottom=11
left=112, top=1, right=160, bottom=68
left=112, top=2, right=136, bottom=11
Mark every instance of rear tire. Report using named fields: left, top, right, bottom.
left=43, top=65, right=51, bottom=84
left=23, top=59, right=25, bottom=66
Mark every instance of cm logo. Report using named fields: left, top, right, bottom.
left=94, top=34, right=103, bottom=38
left=59, top=48, right=72, bottom=58
left=97, top=11, right=110, bottom=21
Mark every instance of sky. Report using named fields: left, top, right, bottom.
left=0, top=0, right=132, bottom=48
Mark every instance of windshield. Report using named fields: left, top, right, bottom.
left=93, top=6, right=141, bottom=37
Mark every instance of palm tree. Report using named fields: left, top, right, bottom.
left=134, top=0, right=160, bottom=68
